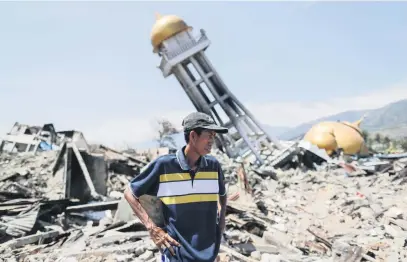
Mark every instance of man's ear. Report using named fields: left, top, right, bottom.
left=190, top=131, right=198, bottom=143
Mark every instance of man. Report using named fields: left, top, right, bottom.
left=124, top=112, right=228, bottom=262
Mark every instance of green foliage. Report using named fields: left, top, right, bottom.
left=374, top=133, right=381, bottom=143
left=400, top=137, right=407, bottom=152
left=361, top=130, right=369, bottom=141
left=362, top=130, right=407, bottom=153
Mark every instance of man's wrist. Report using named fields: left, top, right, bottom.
left=220, top=203, right=226, bottom=215
left=145, top=218, right=155, bottom=231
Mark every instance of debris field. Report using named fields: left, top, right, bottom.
left=1, top=139, right=407, bottom=262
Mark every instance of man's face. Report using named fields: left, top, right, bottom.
left=191, top=130, right=216, bottom=155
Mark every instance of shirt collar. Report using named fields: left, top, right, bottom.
left=176, top=146, right=208, bottom=171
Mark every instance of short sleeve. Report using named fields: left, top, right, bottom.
left=218, top=163, right=226, bottom=196
left=128, top=158, right=161, bottom=198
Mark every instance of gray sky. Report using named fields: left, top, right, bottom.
left=1, top=1, right=406, bottom=148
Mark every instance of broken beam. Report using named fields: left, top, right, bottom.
left=66, top=200, right=120, bottom=213
left=0, top=230, right=61, bottom=250
left=71, top=143, right=100, bottom=199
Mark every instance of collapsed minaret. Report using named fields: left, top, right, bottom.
left=150, top=13, right=282, bottom=164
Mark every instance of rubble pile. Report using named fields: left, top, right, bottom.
left=0, top=146, right=407, bottom=262
left=0, top=148, right=153, bottom=262
left=0, top=151, right=59, bottom=200
left=213, top=148, right=407, bottom=262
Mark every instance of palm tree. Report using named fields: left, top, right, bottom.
left=400, top=138, right=407, bottom=152
left=374, top=133, right=381, bottom=143
left=383, top=136, right=391, bottom=146
left=361, top=130, right=369, bottom=141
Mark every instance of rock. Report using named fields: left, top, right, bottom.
left=115, top=254, right=134, bottom=262
left=135, top=245, right=147, bottom=256
left=251, top=251, right=262, bottom=260
left=384, top=207, right=404, bottom=219
left=271, top=223, right=287, bottom=232
left=58, top=258, right=78, bottom=262
left=138, top=250, right=154, bottom=260
left=260, top=253, right=282, bottom=262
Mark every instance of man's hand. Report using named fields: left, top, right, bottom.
left=124, top=188, right=181, bottom=256
left=218, top=195, right=227, bottom=234
left=148, top=225, right=181, bottom=256
left=219, top=214, right=226, bottom=234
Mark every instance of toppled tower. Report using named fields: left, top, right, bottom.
left=150, top=13, right=282, bottom=164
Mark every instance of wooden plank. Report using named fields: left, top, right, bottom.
left=0, top=230, right=61, bottom=250
left=66, top=200, right=120, bottom=212
left=63, top=144, right=72, bottom=199
left=52, top=142, right=67, bottom=174
left=100, top=145, right=148, bottom=165
left=71, top=143, right=99, bottom=199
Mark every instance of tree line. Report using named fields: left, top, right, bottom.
left=156, top=119, right=180, bottom=149
left=361, top=130, right=407, bottom=152
left=155, top=119, right=407, bottom=153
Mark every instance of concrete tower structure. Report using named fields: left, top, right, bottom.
left=150, top=13, right=282, bottom=164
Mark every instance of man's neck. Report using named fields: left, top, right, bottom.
left=184, top=144, right=200, bottom=170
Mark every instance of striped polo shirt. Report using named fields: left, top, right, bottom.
left=129, top=146, right=226, bottom=262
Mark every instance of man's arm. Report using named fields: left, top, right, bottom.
left=125, top=160, right=159, bottom=228
left=219, top=193, right=227, bottom=233
left=218, top=163, right=227, bottom=233
left=124, top=159, right=180, bottom=255
left=123, top=187, right=155, bottom=230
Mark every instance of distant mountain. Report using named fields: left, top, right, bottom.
left=279, top=99, right=407, bottom=140
left=132, top=99, right=407, bottom=150
left=262, top=124, right=291, bottom=138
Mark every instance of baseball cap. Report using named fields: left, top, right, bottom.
left=182, top=112, right=228, bottom=134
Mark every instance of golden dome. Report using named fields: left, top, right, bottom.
left=303, top=116, right=368, bottom=155
left=150, top=13, right=192, bottom=52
